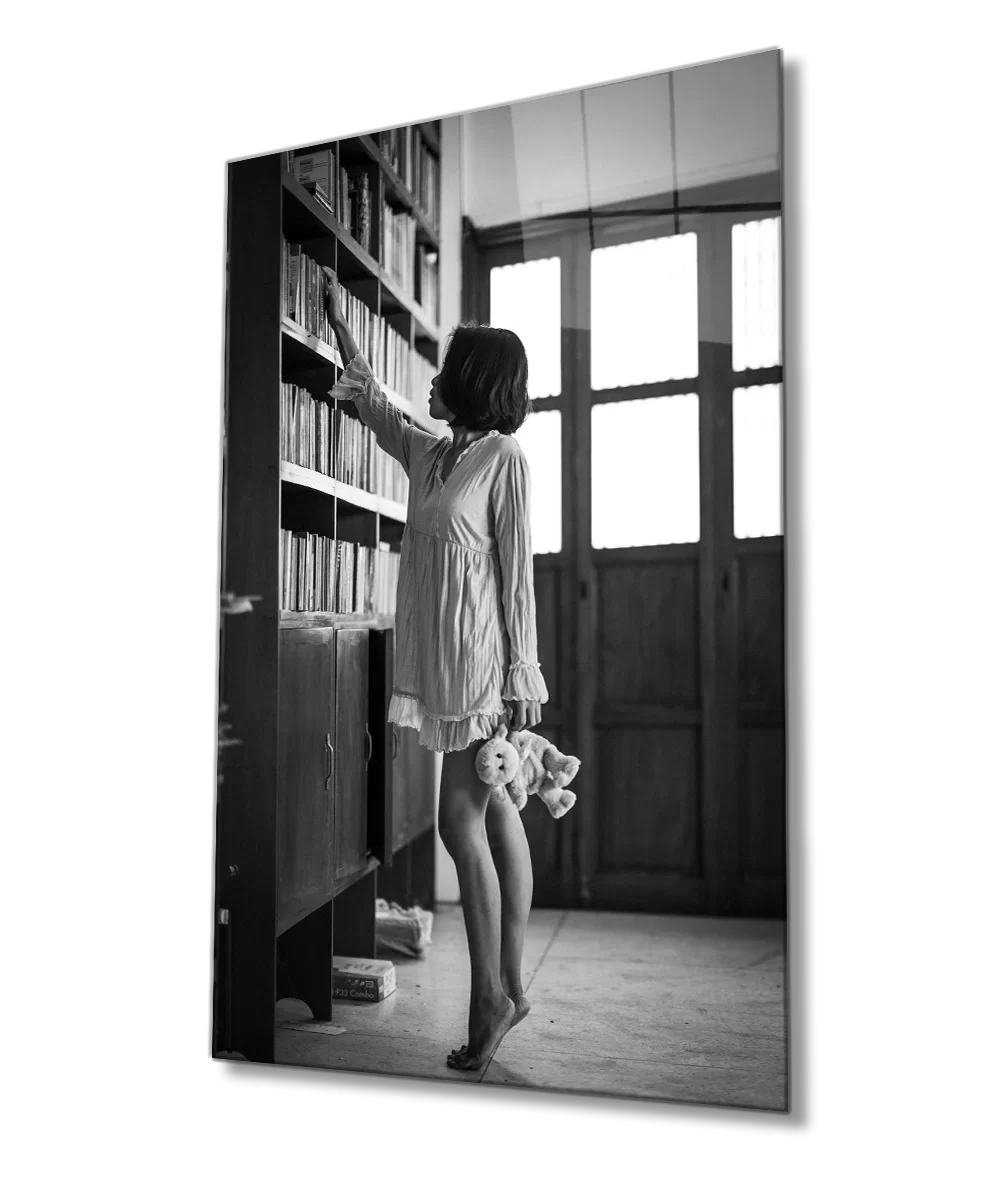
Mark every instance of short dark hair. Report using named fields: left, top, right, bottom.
left=437, top=322, right=532, bottom=434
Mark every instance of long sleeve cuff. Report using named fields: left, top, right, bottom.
left=502, top=661, right=549, bottom=704
left=327, top=351, right=372, bottom=402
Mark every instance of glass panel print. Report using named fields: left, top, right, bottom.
left=732, top=218, right=781, bottom=371
left=733, top=384, right=783, bottom=538
left=489, top=257, right=561, bottom=400
left=513, top=409, right=562, bottom=554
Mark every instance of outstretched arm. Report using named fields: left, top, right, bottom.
left=322, top=266, right=360, bottom=366
left=322, top=266, right=423, bottom=472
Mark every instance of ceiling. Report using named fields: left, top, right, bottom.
left=461, top=50, right=781, bottom=227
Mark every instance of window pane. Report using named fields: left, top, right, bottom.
left=591, top=234, right=698, bottom=390
left=489, top=257, right=561, bottom=399
left=513, top=410, right=561, bottom=554
left=592, top=395, right=699, bottom=548
left=732, top=218, right=781, bottom=371
left=733, top=384, right=783, bottom=538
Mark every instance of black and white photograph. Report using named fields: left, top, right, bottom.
left=215, top=47, right=787, bottom=1111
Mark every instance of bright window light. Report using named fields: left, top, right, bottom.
left=512, top=409, right=561, bottom=554
left=733, top=384, right=783, bottom=538
left=732, top=218, right=781, bottom=371
left=489, top=257, right=561, bottom=400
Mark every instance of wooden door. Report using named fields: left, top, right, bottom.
left=333, top=627, right=370, bottom=879
left=475, top=185, right=785, bottom=916
left=277, top=626, right=335, bottom=933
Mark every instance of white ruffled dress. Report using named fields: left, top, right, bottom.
left=329, top=352, right=549, bottom=753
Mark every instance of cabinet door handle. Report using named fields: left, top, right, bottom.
left=392, top=728, right=398, bottom=759
left=324, top=733, right=333, bottom=791
left=365, top=725, right=373, bottom=764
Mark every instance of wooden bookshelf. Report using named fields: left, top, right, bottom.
left=215, top=122, right=444, bottom=1065
left=279, top=460, right=408, bottom=523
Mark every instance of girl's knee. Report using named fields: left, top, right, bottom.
left=439, top=813, right=487, bottom=861
left=438, top=741, right=490, bottom=852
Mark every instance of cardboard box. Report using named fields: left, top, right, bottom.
left=330, top=956, right=396, bottom=1003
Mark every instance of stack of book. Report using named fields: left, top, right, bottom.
left=337, top=286, right=437, bottom=410
left=381, top=127, right=440, bottom=231
left=333, top=407, right=378, bottom=491
left=334, top=281, right=375, bottom=363
left=281, top=384, right=409, bottom=506
left=417, top=246, right=439, bottom=323
left=281, top=532, right=401, bottom=615
left=280, top=383, right=334, bottom=474
left=283, top=243, right=335, bottom=346
left=291, top=151, right=378, bottom=255
left=382, top=205, right=416, bottom=295
left=340, top=166, right=374, bottom=255
left=412, top=135, right=440, bottom=230
left=376, top=127, right=410, bottom=188
left=294, top=150, right=336, bottom=213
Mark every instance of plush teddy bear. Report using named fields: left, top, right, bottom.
left=474, top=723, right=521, bottom=805
left=474, top=723, right=581, bottom=819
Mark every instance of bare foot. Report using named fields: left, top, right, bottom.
left=446, top=993, right=525, bottom=1070
left=446, top=995, right=517, bottom=1071
left=510, top=991, right=531, bottom=1028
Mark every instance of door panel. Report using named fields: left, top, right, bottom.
left=391, top=725, right=436, bottom=854
left=277, top=626, right=334, bottom=934
left=736, top=543, right=785, bottom=913
left=334, top=627, right=370, bottom=880
left=740, top=729, right=786, bottom=877
left=367, top=628, right=393, bottom=866
left=596, top=728, right=701, bottom=875
left=596, top=556, right=699, bottom=706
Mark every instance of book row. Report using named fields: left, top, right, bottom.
left=283, top=241, right=439, bottom=406
left=281, top=384, right=409, bottom=505
left=281, top=531, right=401, bottom=615
left=283, top=242, right=335, bottom=346
left=377, top=128, right=440, bottom=229
left=382, top=205, right=416, bottom=295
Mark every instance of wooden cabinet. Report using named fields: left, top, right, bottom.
left=277, top=626, right=335, bottom=935
left=333, top=627, right=370, bottom=880
left=367, top=628, right=394, bottom=866
left=391, top=726, right=436, bottom=854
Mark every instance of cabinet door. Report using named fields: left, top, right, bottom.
left=277, top=627, right=335, bottom=934
left=392, top=726, right=437, bottom=854
left=367, top=628, right=394, bottom=866
left=334, top=628, right=370, bottom=880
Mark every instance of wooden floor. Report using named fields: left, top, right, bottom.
left=275, top=905, right=788, bottom=1111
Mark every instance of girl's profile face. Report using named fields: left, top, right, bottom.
left=428, top=373, right=454, bottom=423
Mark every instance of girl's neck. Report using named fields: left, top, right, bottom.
left=450, top=425, right=490, bottom=449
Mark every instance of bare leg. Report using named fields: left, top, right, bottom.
left=446, top=786, right=535, bottom=1063
left=485, top=791, right=533, bottom=1025
left=437, top=740, right=516, bottom=1071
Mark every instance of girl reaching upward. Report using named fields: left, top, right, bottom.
left=324, top=268, right=548, bottom=1071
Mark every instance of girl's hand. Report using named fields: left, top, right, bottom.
left=508, top=700, right=541, bottom=732
left=321, top=265, right=339, bottom=296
